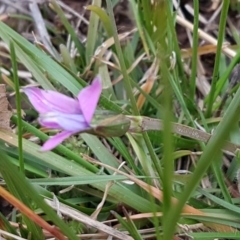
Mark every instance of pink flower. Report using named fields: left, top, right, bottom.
left=23, top=76, right=102, bottom=151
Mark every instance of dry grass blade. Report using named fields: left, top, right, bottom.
left=0, top=229, right=26, bottom=240
left=44, top=198, right=134, bottom=240
left=56, top=0, right=89, bottom=25
left=176, top=15, right=236, bottom=58
left=0, top=0, right=30, bottom=15
left=112, top=52, right=146, bottom=85
left=90, top=179, right=112, bottom=220
left=83, top=155, right=237, bottom=233
left=0, top=186, right=66, bottom=240
left=29, top=2, right=57, bottom=58
left=136, top=57, right=159, bottom=110
left=181, top=44, right=230, bottom=59
left=84, top=29, right=137, bottom=74
left=90, top=163, right=126, bottom=220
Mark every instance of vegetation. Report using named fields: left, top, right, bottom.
left=1, top=0, right=240, bottom=239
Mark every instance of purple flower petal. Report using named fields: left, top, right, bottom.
left=40, top=130, right=75, bottom=151
left=39, top=112, right=89, bottom=132
left=78, top=76, right=102, bottom=124
left=23, top=87, right=81, bottom=114
left=23, top=78, right=102, bottom=152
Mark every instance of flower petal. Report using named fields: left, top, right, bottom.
left=40, top=130, right=74, bottom=151
left=78, top=76, right=102, bottom=124
left=39, top=112, right=89, bottom=132
left=23, top=87, right=81, bottom=114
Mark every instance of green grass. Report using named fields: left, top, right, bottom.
left=0, top=0, right=240, bottom=239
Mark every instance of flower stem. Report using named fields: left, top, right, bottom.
left=128, top=116, right=239, bottom=155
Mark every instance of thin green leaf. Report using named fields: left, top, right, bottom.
left=9, top=42, right=24, bottom=174
left=30, top=175, right=144, bottom=186
left=0, top=151, right=79, bottom=240
left=50, top=0, right=85, bottom=67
